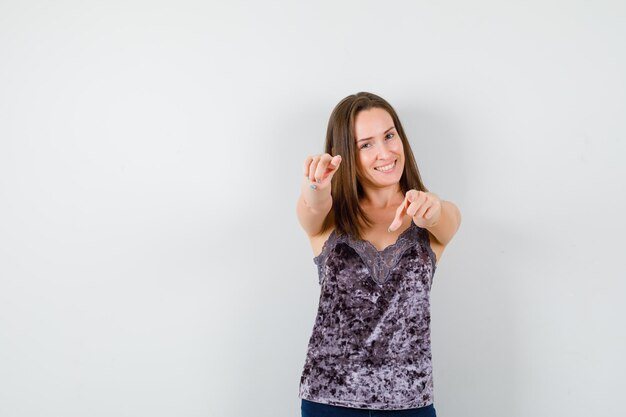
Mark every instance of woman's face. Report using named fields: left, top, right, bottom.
left=353, top=107, right=405, bottom=188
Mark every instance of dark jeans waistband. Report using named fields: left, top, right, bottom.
left=301, top=399, right=437, bottom=417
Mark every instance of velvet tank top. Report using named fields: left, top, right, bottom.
left=298, top=221, right=438, bottom=410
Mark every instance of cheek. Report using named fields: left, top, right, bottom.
left=358, top=154, right=373, bottom=170
left=393, top=143, right=405, bottom=158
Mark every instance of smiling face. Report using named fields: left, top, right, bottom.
left=354, top=107, right=405, bottom=189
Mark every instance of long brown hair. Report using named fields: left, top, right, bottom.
left=319, top=91, right=429, bottom=240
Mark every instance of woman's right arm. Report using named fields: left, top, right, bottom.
left=296, top=154, right=342, bottom=237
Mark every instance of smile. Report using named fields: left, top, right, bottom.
left=374, top=160, right=397, bottom=172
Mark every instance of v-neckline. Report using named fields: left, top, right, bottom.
left=350, top=221, right=416, bottom=253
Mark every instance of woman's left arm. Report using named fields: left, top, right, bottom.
left=426, top=200, right=462, bottom=246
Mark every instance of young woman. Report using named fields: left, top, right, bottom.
left=296, top=92, right=461, bottom=417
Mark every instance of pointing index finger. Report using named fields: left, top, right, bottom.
left=388, top=194, right=410, bottom=232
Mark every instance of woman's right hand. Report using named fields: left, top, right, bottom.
left=303, top=153, right=342, bottom=190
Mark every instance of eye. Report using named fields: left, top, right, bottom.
left=359, top=134, right=395, bottom=149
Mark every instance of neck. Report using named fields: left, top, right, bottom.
left=360, top=183, right=403, bottom=210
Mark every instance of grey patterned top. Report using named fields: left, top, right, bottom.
left=298, top=221, right=438, bottom=410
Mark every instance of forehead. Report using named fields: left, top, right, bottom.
left=354, top=107, right=394, bottom=139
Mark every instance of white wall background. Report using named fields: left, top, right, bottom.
left=1, top=1, right=624, bottom=416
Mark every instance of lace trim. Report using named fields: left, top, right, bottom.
left=313, top=222, right=428, bottom=285
left=423, top=229, right=438, bottom=273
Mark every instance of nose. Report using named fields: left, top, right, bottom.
left=376, top=142, right=395, bottom=160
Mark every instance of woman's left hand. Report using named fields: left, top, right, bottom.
left=388, top=190, right=442, bottom=232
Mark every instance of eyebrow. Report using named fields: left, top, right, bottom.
left=356, top=126, right=396, bottom=142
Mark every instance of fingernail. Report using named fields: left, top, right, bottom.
left=310, top=184, right=317, bottom=189
left=316, top=179, right=321, bottom=183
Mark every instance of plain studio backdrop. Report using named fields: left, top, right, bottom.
left=0, top=1, right=624, bottom=416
